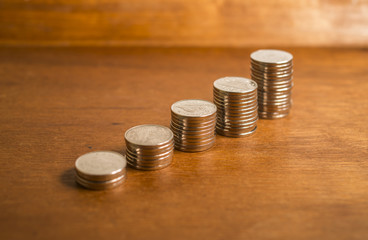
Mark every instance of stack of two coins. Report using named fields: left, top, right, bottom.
left=171, top=100, right=217, bottom=152
left=213, top=77, right=258, bottom=137
left=75, top=151, right=127, bottom=190
left=250, top=49, right=294, bottom=119
left=125, top=124, right=174, bottom=170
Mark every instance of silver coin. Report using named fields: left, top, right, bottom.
left=127, top=151, right=173, bottom=162
left=127, top=158, right=172, bottom=168
left=125, top=124, right=173, bottom=147
left=251, top=74, right=293, bottom=82
left=217, top=115, right=258, bottom=124
left=257, top=86, right=293, bottom=93
left=250, top=49, right=293, bottom=119
left=130, top=157, right=172, bottom=166
left=256, top=84, right=293, bottom=91
left=251, top=64, right=293, bottom=72
left=258, top=94, right=291, bottom=100
left=214, top=77, right=257, bottom=94
left=171, top=112, right=216, bottom=122
left=251, top=49, right=293, bottom=65
left=75, top=171, right=126, bottom=190
left=75, top=151, right=126, bottom=182
left=172, top=131, right=215, bottom=140
left=214, top=93, right=258, bottom=102
left=259, top=107, right=291, bottom=112
left=217, top=122, right=257, bottom=131
left=126, top=143, right=174, bottom=156
left=259, top=103, right=291, bottom=108
left=174, top=136, right=215, bottom=145
left=171, top=127, right=215, bottom=138
left=126, top=148, right=173, bottom=160
left=214, top=98, right=258, bottom=107
left=216, top=126, right=257, bottom=138
left=174, top=141, right=215, bottom=152
left=251, top=67, right=293, bottom=77
left=217, top=107, right=258, bottom=115
left=258, top=112, right=290, bottom=119
left=251, top=74, right=292, bottom=82
left=251, top=59, right=293, bottom=68
left=126, top=153, right=173, bottom=170
left=258, top=109, right=290, bottom=114
left=217, top=112, right=258, bottom=121
left=171, top=99, right=217, bottom=118
left=259, top=105, right=291, bottom=110
left=126, top=158, right=172, bottom=171
left=171, top=113, right=216, bottom=124
left=258, top=98, right=291, bottom=105
left=216, top=103, right=258, bottom=112
left=174, top=133, right=215, bottom=142
left=171, top=118, right=216, bottom=130
left=214, top=87, right=257, bottom=97
left=254, top=80, right=293, bottom=86
left=126, top=149, right=173, bottom=160
left=217, top=119, right=257, bottom=128
left=258, top=91, right=291, bottom=97
left=174, top=140, right=215, bottom=148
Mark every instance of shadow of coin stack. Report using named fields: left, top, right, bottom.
left=75, top=151, right=127, bottom=190
left=250, top=49, right=293, bottom=119
left=124, top=124, right=174, bottom=170
left=170, top=99, right=217, bottom=152
left=213, top=77, right=258, bottom=137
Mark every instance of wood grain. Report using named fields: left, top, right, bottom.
left=0, top=0, right=368, bottom=47
left=0, top=47, right=368, bottom=240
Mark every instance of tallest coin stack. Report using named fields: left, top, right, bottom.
left=250, top=49, right=293, bottom=119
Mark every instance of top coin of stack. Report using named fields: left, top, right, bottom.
left=171, top=99, right=217, bottom=152
left=250, top=49, right=293, bottom=119
left=125, top=124, right=174, bottom=171
left=213, top=77, right=258, bottom=137
left=75, top=151, right=127, bottom=190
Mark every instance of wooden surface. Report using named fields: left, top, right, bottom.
left=0, top=47, right=368, bottom=240
left=1, top=0, right=368, bottom=47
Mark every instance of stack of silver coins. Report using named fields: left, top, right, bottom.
left=250, top=49, right=293, bottom=119
left=213, top=77, right=258, bottom=137
left=75, top=151, right=127, bottom=190
left=124, top=124, right=174, bottom=170
left=170, top=99, right=217, bottom=152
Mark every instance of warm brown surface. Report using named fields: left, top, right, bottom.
left=1, top=0, right=368, bottom=47
left=0, top=47, right=367, bottom=240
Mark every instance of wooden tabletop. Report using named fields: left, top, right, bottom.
left=0, top=47, right=367, bottom=240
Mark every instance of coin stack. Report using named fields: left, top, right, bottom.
left=213, top=77, right=258, bottom=137
left=75, top=151, right=127, bottom=190
left=250, top=49, right=293, bottom=119
left=171, top=99, right=217, bottom=152
left=124, top=124, right=174, bottom=170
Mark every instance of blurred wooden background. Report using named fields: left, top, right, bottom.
left=1, top=0, right=367, bottom=47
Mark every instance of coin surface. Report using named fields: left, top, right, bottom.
left=75, top=151, right=127, bottom=190
left=213, top=77, right=258, bottom=138
left=171, top=99, right=216, bottom=152
left=251, top=49, right=293, bottom=65
left=124, top=124, right=174, bottom=170
left=171, top=99, right=217, bottom=118
left=250, top=49, right=293, bottom=119
left=75, top=151, right=126, bottom=178
left=214, top=77, right=258, bottom=93
left=75, top=172, right=126, bottom=190
left=125, top=124, right=173, bottom=146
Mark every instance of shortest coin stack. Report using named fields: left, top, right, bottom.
left=213, top=77, right=258, bottom=137
left=171, top=99, right=217, bottom=152
left=125, top=124, right=174, bottom=170
left=75, top=151, right=127, bottom=190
